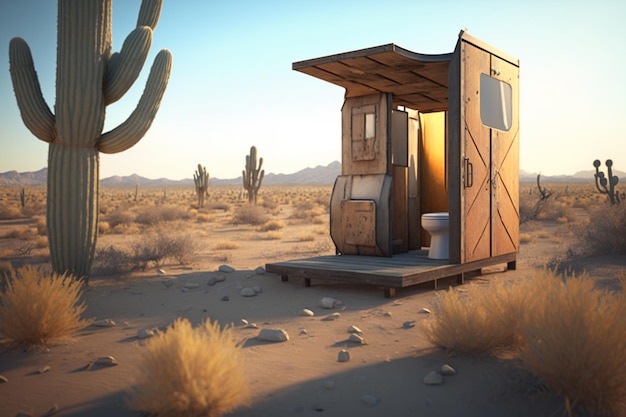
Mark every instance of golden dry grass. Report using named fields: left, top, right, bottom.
left=128, top=318, right=250, bottom=417
left=0, top=265, right=91, bottom=348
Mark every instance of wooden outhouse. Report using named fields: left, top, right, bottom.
left=266, top=31, right=520, bottom=296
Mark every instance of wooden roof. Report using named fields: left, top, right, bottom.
left=293, top=43, right=453, bottom=112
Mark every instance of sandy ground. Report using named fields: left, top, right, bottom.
left=1, top=201, right=622, bottom=417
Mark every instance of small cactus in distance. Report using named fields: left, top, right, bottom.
left=193, top=163, right=210, bottom=208
left=593, top=159, right=621, bottom=204
left=242, top=146, right=264, bottom=204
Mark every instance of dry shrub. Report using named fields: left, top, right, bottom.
left=214, top=241, right=239, bottom=250
left=104, top=208, right=135, bottom=228
left=0, top=203, right=23, bottom=220
left=135, top=204, right=189, bottom=225
left=297, top=233, right=315, bottom=242
left=93, top=245, right=134, bottom=275
left=574, top=203, right=626, bottom=256
left=206, top=202, right=230, bottom=211
left=129, top=318, right=249, bottom=417
left=263, top=231, right=283, bottom=240
left=520, top=270, right=626, bottom=416
left=0, top=265, right=91, bottom=348
left=196, top=213, right=213, bottom=223
left=132, top=231, right=199, bottom=268
left=232, top=204, right=269, bottom=225
left=259, top=220, right=284, bottom=231
left=423, top=279, right=529, bottom=354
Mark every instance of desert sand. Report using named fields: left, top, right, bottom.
left=0, top=184, right=622, bottom=417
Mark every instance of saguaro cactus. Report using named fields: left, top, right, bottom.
left=9, top=0, right=172, bottom=281
left=193, top=163, right=210, bottom=208
left=593, top=159, right=621, bottom=204
left=242, top=146, right=265, bottom=204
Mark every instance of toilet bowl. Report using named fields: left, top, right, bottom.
left=421, top=212, right=449, bottom=260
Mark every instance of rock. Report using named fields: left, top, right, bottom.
left=252, top=286, right=262, bottom=294
left=348, top=333, right=365, bottom=344
left=403, top=320, right=416, bottom=329
left=0, top=375, right=8, bottom=383
left=418, top=307, right=432, bottom=314
left=218, top=265, right=235, bottom=273
left=240, top=319, right=249, bottom=326
left=206, top=277, right=217, bottom=286
left=383, top=311, right=393, bottom=317
left=257, top=328, right=289, bottom=343
left=301, top=308, right=315, bottom=317
left=320, top=297, right=342, bottom=309
left=45, top=404, right=59, bottom=416
left=348, top=325, right=362, bottom=334
left=157, top=268, right=166, bottom=274
left=240, top=287, right=257, bottom=297
left=161, top=278, right=175, bottom=287
left=92, top=319, right=116, bottom=327
left=215, top=274, right=226, bottom=282
left=322, top=312, right=341, bottom=321
left=37, top=365, right=51, bottom=374
left=95, top=356, right=118, bottom=367
left=221, top=296, right=229, bottom=302
left=243, top=323, right=258, bottom=329
left=255, top=266, right=266, bottom=275
left=424, top=370, right=444, bottom=385
left=184, top=282, right=199, bottom=289
left=441, top=364, right=456, bottom=375
left=361, top=394, right=379, bottom=406
left=338, top=349, right=351, bottom=362
left=137, top=328, right=155, bottom=339
left=299, top=329, right=309, bottom=335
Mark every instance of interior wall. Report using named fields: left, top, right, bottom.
left=419, top=111, right=448, bottom=245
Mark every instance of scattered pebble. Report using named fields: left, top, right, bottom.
left=243, top=323, right=258, bottom=329
left=221, top=296, right=229, bottom=302
left=240, top=319, right=249, bottom=326
left=252, top=286, right=262, bottom=294
left=418, top=307, right=432, bottom=314
left=361, top=394, right=379, bottom=406
left=255, top=266, right=266, bottom=275
left=257, top=328, right=289, bottom=343
left=403, top=320, right=416, bottom=329
left=157, top=268, right=166, bottom=274
left=215, top=274, right=226, bottom=282
left=45, top=404, right=59, bottom=416
left=37, top=366, right=51, bottom=374
left=441, top=364, right=456, bottom=375
left=161, top=278, right=175, bottom=287
left=184, top=283, right=199, bottom=289
left=0, top=375, right=8, bottom=383
left=424, top=370, right=444, bottom=385
left=320, top=297, right=342, bottom=309
left=299, top=329, right=309, bottom=335
left=240, top=287, right=257, bottom=297
left=137, top=328, right=155, bottom=339
left=383, top=311, right=393, bottom=317
left=92, top=319, right=116, bottom=327
left=95, top=356, right=118, bottom=367
left=338, top=350, right=351, bottom=362
left=301, top=308, right=315, bottom=317
left=322, top=312, right=341, bottom=321
left=218, top=265, right=235, bottom=273
left=348, top=325, right=362, bottom=334
left=206, top=277, right=217, bottom=286
left=348, top=333, right=365, bottom=344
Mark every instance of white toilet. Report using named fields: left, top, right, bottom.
left=421, top=212, right=449, bottom=260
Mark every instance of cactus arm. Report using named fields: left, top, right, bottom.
left=104, top=27, right=152, bottom=105
left=98, top=48, right=172, bottom=154
left=137, top=0, right=163, bottom=29
left=8, top=37, right=56, bottom=143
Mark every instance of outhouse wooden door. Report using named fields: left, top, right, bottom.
left=460, top=41, right=520, bottom=263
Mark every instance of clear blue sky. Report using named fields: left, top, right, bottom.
left=1, top=0, right=624, bottom=180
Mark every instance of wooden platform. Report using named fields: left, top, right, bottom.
left=266, top=250, right=517, bottom=298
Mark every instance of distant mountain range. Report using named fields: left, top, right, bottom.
left=1, top=161, right=624, bottom=188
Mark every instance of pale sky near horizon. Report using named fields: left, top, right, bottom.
left=0, top=0, right=624, bottom=180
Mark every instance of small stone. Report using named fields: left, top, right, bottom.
left=320, top=297, right=342, bottom=309
left=441, top=364, right=456, bottom=375
left=255, top=266, right=266, bottom=275
left=348, top=333, right=365, bottom=344
left=218, top=265, right=235, bottom=273
left=184, top=282, right=199, bottom=289
left=95, top=356, right=118, bottom=367
left=221, top=295, right=229, bottom=301
left=424, top=370, right=444, bottom=385
left=418, top=307, right=432, bottom=314
left=37, top=365, right=51, bottom=374
left=240, top=319, right=249, bottom=326
left=0, top=375, right=8, bottom=383
left=361, top=394, right=379, bottom=406
left=243, top=323, right=258, bottom=329
left=338, top=350, right=351, bottom=362
left=93, top=319, right=116, bottom=327
left=257, top=328, right=289, bottom=343
left=240, top=287, right=257, bottom=297
left=157, top=268, right=166, bottom=274
left=322, top=312, right=341, bottom=321
left=322, top=380, right=335, bottom=390
left=348, top=325, right=362, bottom=334
left=206, top=277, right=217, bottom=286
left=383, top=311, right=393, bottom=317
left=403, top=320, right=416, bottom=329
left=161, top=278, right=174, bottom=287
left=215, top=274, right=226, bottom=282
left=45, top=404, right=59, bottom=416
left=252, top=286, right=262, bottom=294
left=301, top=308, right=315, bottom=317
left=137, top=328, right=154, bottom=339
left=299, top=329, right=309, bottom=335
